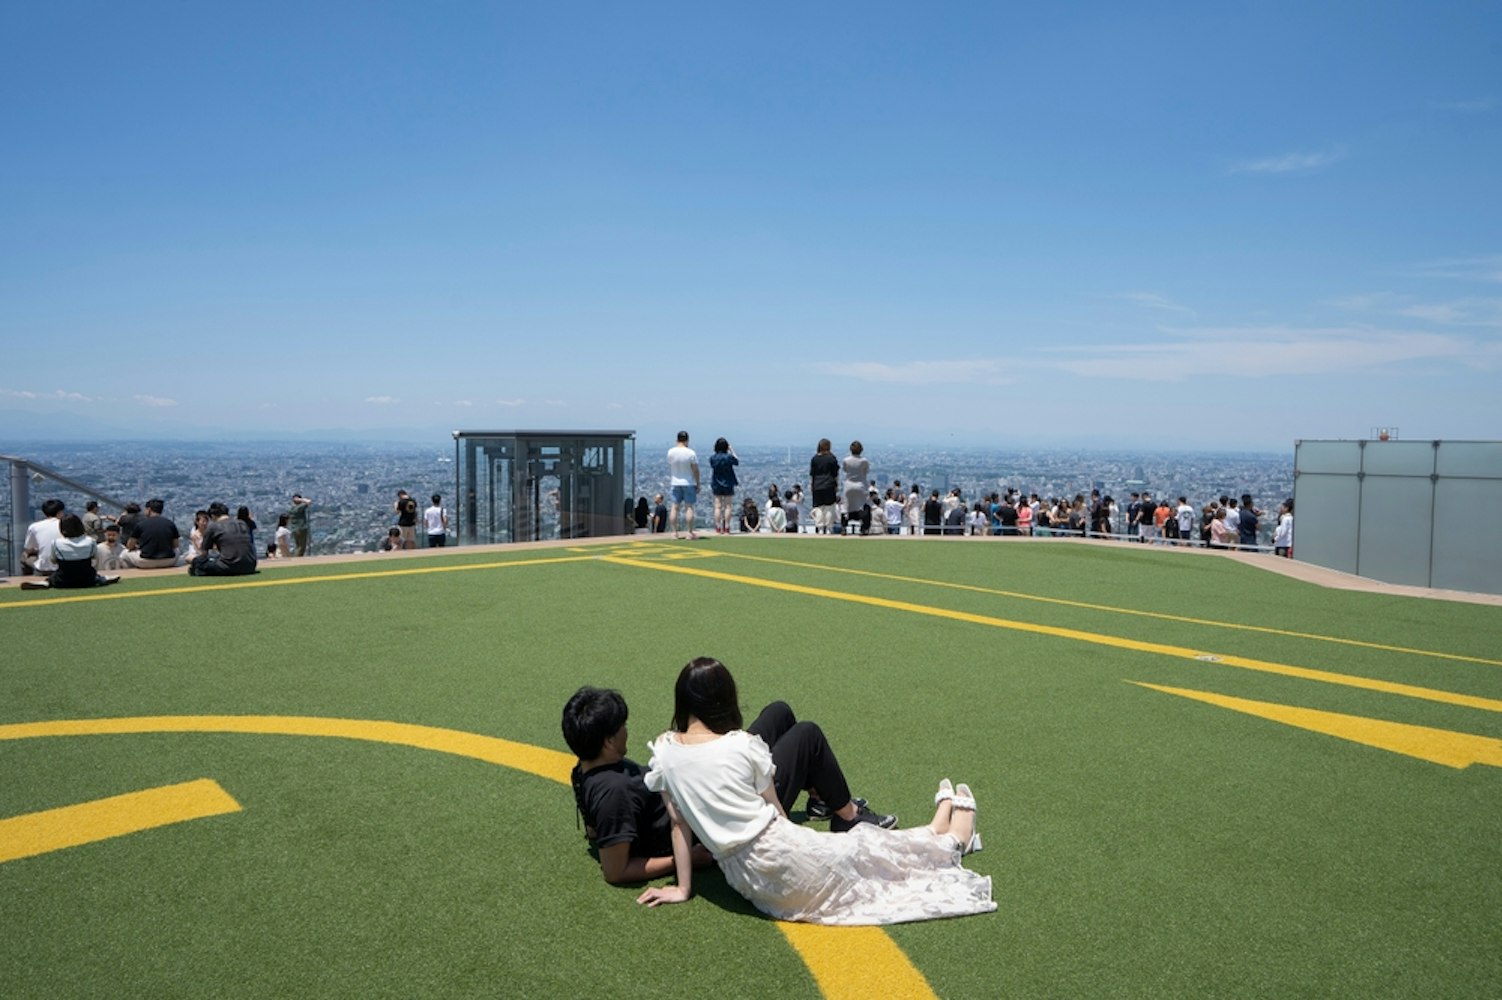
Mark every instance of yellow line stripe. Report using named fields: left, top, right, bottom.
left=777, top=923, right=936, bottom=1000
left=0, top=778, right=241, bottom=864
left=0, top=715, right=578, bottom=785
left=712, top=549, right=1502, bottom=668
left=0, top=554, right=598, bottom=609
left=605, top=556, right=1502, bottom=714
left=1134, top=683, right=1502, bottom=770
left=0, top=715, right=936, bottom=999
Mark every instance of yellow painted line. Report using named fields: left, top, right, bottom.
left=0, top=554, right=598, bottom=609
left=777, top=923, right=936, bottom=1000
left=0, top=715, right=936, bottom=1000
left=0, top=778, right=241, bottom=864
left=712, top=549, right=1502, bottom=668
left=605, top=556, right=1502, bottom=714
left=1134, top=683, right=1502, bottom=770
left=0, top=715, right=578, bottom=785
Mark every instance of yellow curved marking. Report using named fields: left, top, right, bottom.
left=1134, top=683, right=1502, bottom=770
left=0, top=554, right=598, bottom=609
left=605, top=556, right=1502, bottom=714
left=0, top=778, right=241, bottom=864
left=0, top=715, right=937, bottom=1000
left=711, top=549, right=1502, bottom=668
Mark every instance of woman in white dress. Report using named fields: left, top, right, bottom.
left=638, top=658, right=995, bottom=925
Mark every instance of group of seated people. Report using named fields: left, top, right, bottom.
left=20, top=496, right=261, bottom=590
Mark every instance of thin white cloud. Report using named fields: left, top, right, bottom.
left=1045, top=326, right=1471, bottom=381
left=495, top=398, right=525, bottom=407
left=1332, top=289, right=1502, bottom=327
left=454, top=400, right=474, bottom=408
left=1119, top=292, right=1197, bottom=318
left=133, top=394, right=177, bottom=407
left=1228, top=147, right=1345, bottom=175
left=364, top=395, right=398, bottom=404
left=1407, top=255, right=1502, bottom=284
left=4, top=388, right=95, bottom=402
left=811, top=360, right=1013, bottom=385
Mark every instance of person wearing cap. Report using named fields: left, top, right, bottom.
left=122, top=498, right=183, bottom=569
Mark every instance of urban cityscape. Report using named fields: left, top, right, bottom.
left=2, top=438, right=1295, bottom=565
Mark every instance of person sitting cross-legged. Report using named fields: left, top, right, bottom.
left=20, top=514, right=119, bottom=590
left=563, top=687, right=895, bottom=886
left=189, top=502, right=259, bottom=577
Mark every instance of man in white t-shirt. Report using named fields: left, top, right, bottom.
left=423, top=494, right=448, bottom=547
left=23, top=499, right=66, bottom=576
left=666, top=431, right=700, bottom=539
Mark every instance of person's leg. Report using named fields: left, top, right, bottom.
left=765, top=719, right=853, bottom=815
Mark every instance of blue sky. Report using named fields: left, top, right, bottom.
left=3, top=2, right=1498, bottom=452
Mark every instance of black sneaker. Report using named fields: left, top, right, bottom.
left=807, top=796, right=865, bottom=821
left=830, top=803, right=898, bottom=833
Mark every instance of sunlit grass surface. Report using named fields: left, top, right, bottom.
left=2, top=537, right=1499, bottom=999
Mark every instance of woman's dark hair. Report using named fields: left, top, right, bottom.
left=849, top=440, right=863, bottom=456
left=816, top=438, right=831, bottom=454
left=714, top=437, right=730, bottom=453
left=672, top=657, right=743, bottom=734
left=278, top=513, right=290, bottom=527
left=58, top=514, right=86, bottom=539
left=237, top=506, right=252, bottom=521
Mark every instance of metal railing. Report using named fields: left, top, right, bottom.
left=2, top=455, right=129, bottom=577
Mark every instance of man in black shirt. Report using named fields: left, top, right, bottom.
left=191, top=502, right=259, bottom=576
left=123, top=498, right=182, bottom=569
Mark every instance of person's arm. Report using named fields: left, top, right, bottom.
left=691, top=460, right=700, bottom=488
left=760, top=782, right=788, bottom=819
left=637, top=795, right=693, bottom=907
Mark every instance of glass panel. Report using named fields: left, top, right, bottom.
left=1295, top=440, right=1362, bottom=475
left=1355, top=477, right=1433, bottom=587
left=1434, top=441, right=1502, bottom=479
left=1360, top=441, right=1436, bottom=477
left=1432, top=478, right=1502, bottom=593
left=1292, top=473, right=1361, bottom=574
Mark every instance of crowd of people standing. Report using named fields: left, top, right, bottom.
left=644, top=435, right=1294, bottom=556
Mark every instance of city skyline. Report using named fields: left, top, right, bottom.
left=3, top=4, right=1499, bottom=451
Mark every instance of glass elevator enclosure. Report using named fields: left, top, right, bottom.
left=452, top=430, right=636, bottom=546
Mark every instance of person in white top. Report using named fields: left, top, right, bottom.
left=22, top=498, right=66, bottom=576
left=639, top=658, right=995, bottom=926
left=1273, top=499, right=1294, bottom=557
left=665, top=431, right=701, bottom=540
left=424, top=494, right=449, bottom=547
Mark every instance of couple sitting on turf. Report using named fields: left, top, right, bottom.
left=563, top=658, right=995, bottom=925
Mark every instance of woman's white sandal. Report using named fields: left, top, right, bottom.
left=935, top=778, right=955, bottom=806
left=954, top=782, right=983, bottom=855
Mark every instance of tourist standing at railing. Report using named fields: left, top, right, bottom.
left=841, top=442, right=871, bottom=535
left=809, top=439, right=839, bottom=534
left=288, top=493, right=313, bottom=556
left=666, top=432, right=701, bottom=540
left=1223, top=498, right=1240, bottom=541
left=1237, top=495, right=1260, bottom=551
left=1273, top=500, right=1294, bottom=557
left=1209, top=508, right=1235, bottom=548
left=1175, top=498, right=1195, bottom=546
left=709, top=438, right=739, bottom=536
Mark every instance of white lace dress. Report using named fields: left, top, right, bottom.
left=645, top=730, right=995, bottom=926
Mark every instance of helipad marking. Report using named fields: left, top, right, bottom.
left=604, top=555, right=1502, bottom=714
left=0, top=716, right=936, bottom=1000
left=0, top=778, right=241, bottom=864
left=0, top=554, right=597, bottom=609
left=710, top=549, right=1502, bottom=668
left=1133, top=683, right=1502, bottom=770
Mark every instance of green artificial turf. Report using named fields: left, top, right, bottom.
left=1, top=537, right=1499, bottom=999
